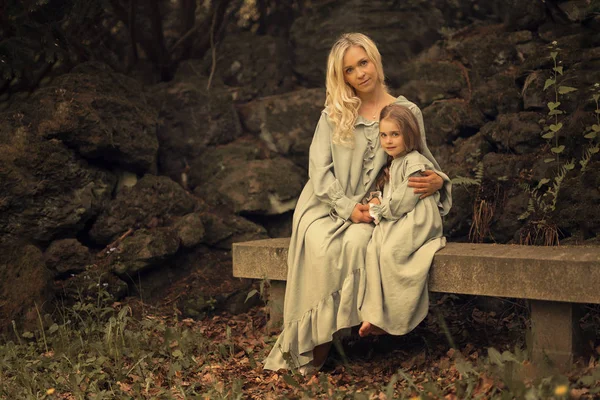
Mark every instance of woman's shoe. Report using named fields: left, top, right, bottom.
left=298, top=361, right=325, bottom=376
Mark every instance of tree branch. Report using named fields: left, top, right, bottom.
left=129, top=0, right=138, bottom=67
left=179, top=0, right=196, bottom=59
left=148, top=0, right=170, bottom=80
left=182, top=0, right=235, bottom=61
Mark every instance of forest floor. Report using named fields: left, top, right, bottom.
left=1, top=261, right=600, bottom=399
left=140, top=294, right=600, bottom=399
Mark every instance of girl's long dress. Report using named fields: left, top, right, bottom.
left=263, top=96, right=452, bottom=371
left=360, top=151, right=446, bottom=335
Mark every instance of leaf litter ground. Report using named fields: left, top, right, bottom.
left=123, top=253, right=600, bottom=399
left=2, top=252, right=599, bottom=399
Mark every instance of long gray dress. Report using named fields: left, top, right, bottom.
left=359, top=150, right=446, bottom=335
left=263, top=96, right=452, bottom=371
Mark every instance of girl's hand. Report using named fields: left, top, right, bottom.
left=408, top=170, right=443, bottom=199
left=350, top=203, right=374, bottom=223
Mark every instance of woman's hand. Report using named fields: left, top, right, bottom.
left=350, top=203, right=373, bottom=223
left=408, top=170, right=443, bottom=199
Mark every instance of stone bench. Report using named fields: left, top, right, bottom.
left=232, top=238, right=600, bottom=370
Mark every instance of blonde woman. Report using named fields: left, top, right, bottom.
left=263, top=33, right=452, bottom=374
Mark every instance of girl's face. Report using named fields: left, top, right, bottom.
left=342, top=46, right=378, bottom=95
left=379, top=118, right=406, bottom=158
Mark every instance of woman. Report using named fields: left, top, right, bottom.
left=263, top=33, right=452, bottom=373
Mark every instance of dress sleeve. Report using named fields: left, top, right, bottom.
left=308, top=113, right=357, bottom=221
left=407, top=103, right=453, bottom=217
left=369, top=162, right=426, bottom=222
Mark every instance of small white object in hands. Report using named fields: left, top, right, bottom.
left=369, top=203, right=381, bottom=225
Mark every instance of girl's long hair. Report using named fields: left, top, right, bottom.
left=325, top=33, right=387, bottom=148
left=375, top=104, right=423, bottom=191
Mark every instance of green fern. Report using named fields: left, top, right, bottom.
left=581, top=145, right=599, bottom=171
left=517, top=196, right=535, bottom=221
left=451, top=176, right=481, bottom=187
left=581, top=89, right=600, bottom=172
left=546, top=159, right=574, bottom=212
left=452, top=161, right=484, bottom=187
left=519, top=159, right=573, bottom=221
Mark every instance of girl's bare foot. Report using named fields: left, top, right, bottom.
left=359, top=321, right=372, bottom=337
left=359, top=321, right=388, bottom=337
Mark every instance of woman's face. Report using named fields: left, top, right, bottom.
left=379, top=118, right=406, bottom=158
left=342, top=45, right=378, bottom=95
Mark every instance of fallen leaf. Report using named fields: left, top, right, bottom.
left=571, top=388, right=589, bottom=399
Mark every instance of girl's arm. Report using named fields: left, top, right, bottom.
left=370, top=163, right=427, bottom=222
left=309, top=112, right=359, bottom=221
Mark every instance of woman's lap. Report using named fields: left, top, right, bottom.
left=286, top=219, right=374, bottom=319
left=305, top=219, right=374, bottom=273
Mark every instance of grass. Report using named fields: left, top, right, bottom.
left=1, top=283, right=600, bottom=399
left=1, top=283, right=216, bottom=399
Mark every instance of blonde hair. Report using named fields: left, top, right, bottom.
left=325, top=33, right=387, bottom=147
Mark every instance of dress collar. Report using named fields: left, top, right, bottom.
left=353, top=95, right=409, bottom=127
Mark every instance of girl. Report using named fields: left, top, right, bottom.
left=359, top=104, right=448, bottom=338
left=263, top=33, right=451, bottom=374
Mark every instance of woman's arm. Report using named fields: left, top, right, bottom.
left=408, top=170, right=444, bottom=199
left=309, top=113, right=371, bottom=222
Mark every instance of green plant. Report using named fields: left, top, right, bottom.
left=451, top=155, right=483, bottom=188
left=518, top=164, right=575, bottom=246
left=540, top=41, right=577, bottom=164
left=518, top=42, right=597, bottom=246
left=580, top=83, right=600, bottom=172
left=0, top=279, right=216, bottom=399
left=245, top=276, right=270, bottom=304
left=452, top=149, right=497, bottom=243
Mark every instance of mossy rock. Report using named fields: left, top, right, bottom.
left=200, top=213, right=268, bottom=250
left=0, top=240, right=53, bottom=332
left=111, top=228, right=181, bottom=276
left=188, top=136, right=271, bottom=191
left=448, top=27, right=527, bottom=84
left=237, top=88, right=325, bottom=168
left=174, top=212, right=206, bottom=248
left=191, top=140, right=306, bottom=216
left=197, top=32, right=295, bottom=101
left=290, top=1, right=444, bottom=87
left=180, top=296, right=213, bottom=319
left=422, top=99, right=486, bottom=146
left=34, top=61, right=159, bottom=173
left=217, top=158, right=306, bottom=215
left=148, top=71, right=242, bottom=183
left=397, top=61, right=467, bottom=107
left=480, top=112, right=544, bottom=154
left=44, top=238, right=92, bottom=275
left=0, top=113, right=115, bottom=242
left=472, top=73, right=522, bottom=118
left=90, top=174, right=198, bottom=245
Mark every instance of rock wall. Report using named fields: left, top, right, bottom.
left=1, top=0, right=599, bottom=330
